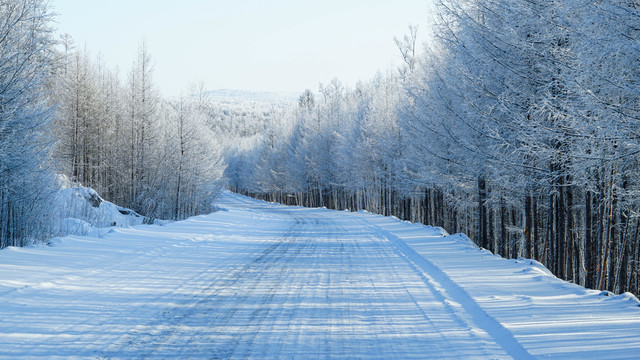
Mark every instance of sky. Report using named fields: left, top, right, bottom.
left=52, top=1, right=432, bottom=98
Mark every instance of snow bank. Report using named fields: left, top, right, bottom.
left=0, top=191, right=639, bottom=358
left=52, top=186, right=156, bottom=237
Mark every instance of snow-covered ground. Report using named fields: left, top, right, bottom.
left=52, top=186, right=150, bottom=238
left=0, top=191, right=638, bottom=359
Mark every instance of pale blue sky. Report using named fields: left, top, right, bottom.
left=52, top=1, right=431, bottom=97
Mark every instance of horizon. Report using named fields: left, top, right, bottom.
left=52, top=0, right=432, bottom=98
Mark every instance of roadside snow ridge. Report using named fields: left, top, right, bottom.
left=0, top=192, right=638, bottom=359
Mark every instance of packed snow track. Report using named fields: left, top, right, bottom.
left=1, top=192, right=639, bottom=359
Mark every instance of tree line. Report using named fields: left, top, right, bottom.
left=0, top=0, right=225, bottom=249
left=0, top=0, right=57, bottom=248
left=52, top=38, right=224, bottom=221
left=3, top=0, right=640, bottom=297
left=226, top=0, right=640, bottom=296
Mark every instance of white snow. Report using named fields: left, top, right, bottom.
left=52, top=186, right=159, bottom=238
left=0, top=191, right=639, bottom=359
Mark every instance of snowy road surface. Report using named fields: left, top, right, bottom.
left=0, top=192, right=639, bottom=359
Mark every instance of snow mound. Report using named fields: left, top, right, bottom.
left=447, top=233, right=480, bottom=249
left=422, top=225, right=449, bottom=236
left=615, top=292, right=640, bottom=305
left=53, top=187, right=147, bottom=237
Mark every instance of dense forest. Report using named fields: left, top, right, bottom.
left=225, top=0, right=640, bottom=296
left=2, top=0, right=640, bottom=297
left=0, top=0, right=228, bottom=248
left=0, top=0, right=57, bottom=248
left=52, top=38, right=227, bottom=221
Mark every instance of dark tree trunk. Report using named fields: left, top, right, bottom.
left=566, top=186, right=575, bottom=283
left=501, top=198, right=508, bottom=258
left=524, top=195, right=533, bottom=260
left=533, top=196, right=539, bottom=261
left=585, top=190, right=594, bottom=289
left=478, top=177, right=487, bottom=249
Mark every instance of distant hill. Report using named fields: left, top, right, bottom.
left=205, top=89, right=299, bottom=103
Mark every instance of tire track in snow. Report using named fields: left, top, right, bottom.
left=364, top=220, right=535, bottom=360
left=4, top=193, right=640, bottom=358
left=17, top=234, right=207, bottom=358
left=228, top=215, right=310, bottom=359
left=100, top=213, right=301, bottom=359
left=96, top=198, right=532, bottom=359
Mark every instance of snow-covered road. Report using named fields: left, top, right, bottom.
left=0, top=192, right=639, bottom=359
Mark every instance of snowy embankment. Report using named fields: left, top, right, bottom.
left=0, top=191, right=639, bottom=359
left=53, top=186, right=143, bottom=237
left=51, top=185, right=167, bottom=238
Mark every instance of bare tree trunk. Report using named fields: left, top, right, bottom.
left=541, top=192, right=554, bottom=267
left=614, top=207, right=631, bottom=294
left=501, top=198, right=508, bottom=258
left=478, top=177, right=487, bottom=249
left=599, top=164, right=617, bottom=291
left=566, top=186, right=575, bottom=283
left=533, top=195, right=539, bottom=261
left=630, top=219, right=640, bottom=294
left=525, top=194, right=533, bottom=259
left=585, top=190, right=594, bottom=288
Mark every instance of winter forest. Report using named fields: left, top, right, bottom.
left=2, top=0, right=640, bottom=301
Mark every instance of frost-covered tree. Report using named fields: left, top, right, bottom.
left=125, top=41, right=161, bottom=213
left=218, top=0, right=640, bottom=297
left=158, top=94, right=224, bottom=220
left=0, top=0, right=56, bottom=248
left=52, top=39, right=225, bottom=221
left=564, top=0, right=640, bottom=292
left=55, top=47, right=102, bottom=186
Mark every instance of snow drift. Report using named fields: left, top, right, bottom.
left=52, top=186, right=151, bottom=238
